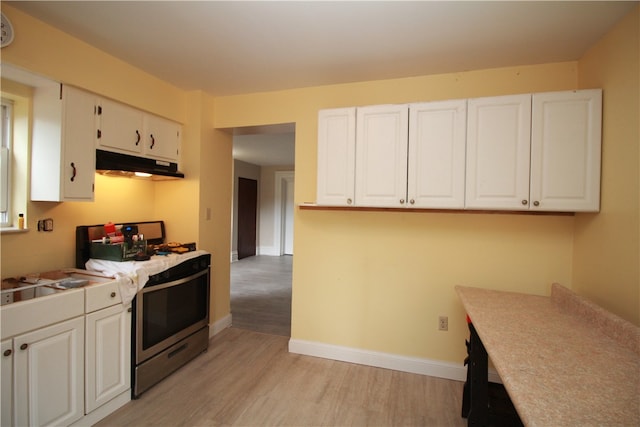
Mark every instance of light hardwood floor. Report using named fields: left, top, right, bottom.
left=95, top=327, right=467, bottom=427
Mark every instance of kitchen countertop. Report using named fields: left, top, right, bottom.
left=85, top=249, right=209, bottom=305
left=456, top=283, right=640, bottom=426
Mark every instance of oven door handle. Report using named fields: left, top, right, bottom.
left=141, top=268, right=208, bottom=293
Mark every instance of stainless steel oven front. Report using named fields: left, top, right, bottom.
left=132, top=253, right=210, bottom=397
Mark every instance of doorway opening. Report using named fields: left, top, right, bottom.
left=230, top=123, right=295, bottom=337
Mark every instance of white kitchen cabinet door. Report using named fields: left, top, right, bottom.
left=97, top=97, right=144, bottom=155
left=31, top=85, right=96, bottom=202
left=61, top=86, right=97, bottom=200
left=355, top=104, right=409, bottom=207
left=143, top=114, right=181, bottom=162
left=466, top=94, right=532, bottom=210
left=530, top=89, right=602, bottom=212
left=1, top=339, right=13, bottom=427
left=408, top=100, right=467, bottom=208
left=85, top=304, right=131, bottom=414
left=14, top=316, right=84, bottom=427
left=316, top=107, right=356, bottom=206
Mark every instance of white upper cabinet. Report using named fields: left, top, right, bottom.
left=31, top=85, right=96, bottom=202
left=316, top=107, right=356, bottom=206
left=316, top=89, right=601, bottom=213
left=96, top=98, right=181, bottom=163
left=355, top=104, right=409, bottom=207
left=465, top=94, right=532, bottom=210
left=143, top=114, right=181, bottom=162
left=530, top=89, right=602, bottom=212
left=408, top=100, right=467, bottom=208
left=96, top=98, right=144, bottom=155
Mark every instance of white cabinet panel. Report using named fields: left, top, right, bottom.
left=466, top=94, right=532, bottom=210
left=316, top=108, right=356, bottom=206
left=85, top=304, right=131, bottom=413
left=14, top=316, right=84, bottom=427
left=144, top=114, right=181, bottom=162
left=1, top=339, right=13, bottom=427
left=355, top=104, right=409, bottom=207
left=530, top=89, right=602, bottom=212
left=408, top=100, right=467, bottom=208
left=97, top=98, right=144, bottom=155
left=31, top=85, right=96, bottom=202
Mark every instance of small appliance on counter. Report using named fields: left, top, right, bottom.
left=77, top=221, right=196, bottom=266
left=88, top=222, right=149, bottom=262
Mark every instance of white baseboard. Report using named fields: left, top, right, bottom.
left=289, top=338, right=502, bottom=383
left=230, top=251, right=238, bottom=262
left=258, top=246, right=280, bottom=256
left=210, top=313, right=232, bottom=337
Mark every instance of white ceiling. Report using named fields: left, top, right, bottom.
left=6, top=1, right=636, bottom=166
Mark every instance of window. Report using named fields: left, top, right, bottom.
left=0, top=99, right=13, bottom=227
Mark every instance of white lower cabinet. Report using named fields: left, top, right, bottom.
left=1, top=339, right=14, bottom=427
left=85, top=303, right=131, bottom=414
left=13, top=316, right=85, bottom=427
left=1, top=280, right=131, bottom=427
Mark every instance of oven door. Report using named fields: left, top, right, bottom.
left=136, top=268, right=210, bottom=364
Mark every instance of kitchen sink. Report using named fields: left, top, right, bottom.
left=1, top=282, right=66, bottom=305
left=1, top=269, right=114, bottom=306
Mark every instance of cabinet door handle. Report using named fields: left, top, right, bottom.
left=400, top=199, right=405, bottom=204
left=127, top=307, right=132, bottom=313
left=70, top=162, right=77, bottom=182
left=347, top=198, right=352, bottom=205
left=3, top=349, right=11, bottom=357
left=97, top=129, right=102, bottom=139
left=410, top=199, right=415, bottom=205
left=533, top=201, right=540, bottom=207
left=20, top=343, right=28, bottom=351
left=150, top=134, right=155, bottom=149
left=135, top=130, right=141, bottom=146
left=110, top=292, right=116, bottom=298
left=521, top=200, right=528, bottom=205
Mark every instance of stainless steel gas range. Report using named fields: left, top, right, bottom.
left=76, top=221, right=210, bottom=398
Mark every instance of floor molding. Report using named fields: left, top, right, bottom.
left=257, top=246, right=280, bottom=256
left=210, top=314, right=232, bottom=337
left=289, top=338, right=502, bottom=383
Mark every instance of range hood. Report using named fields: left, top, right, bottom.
left=96, top=149, right=184, bottom=180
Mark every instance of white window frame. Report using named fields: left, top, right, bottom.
left=1, top=99, right=13, bottom=227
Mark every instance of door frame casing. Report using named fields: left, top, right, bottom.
left=274, top=171, right=295, bottom=256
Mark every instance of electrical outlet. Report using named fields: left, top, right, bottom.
left=438, top=315, right=448, bottom=331
left=37, top=218, right=54, bottom=232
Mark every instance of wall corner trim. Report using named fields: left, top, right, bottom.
left=288, top=338, right=502, bottom=383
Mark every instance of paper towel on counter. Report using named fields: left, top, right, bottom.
left=85, top=250, right=208, bottom=306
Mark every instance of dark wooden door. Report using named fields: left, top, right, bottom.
left=237, top=177, right=258, bottom=259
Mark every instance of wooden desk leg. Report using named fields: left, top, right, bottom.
left=467, top=322, right=489, bottom=426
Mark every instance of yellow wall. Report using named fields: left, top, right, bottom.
left=574, top=6, right=640, bottom=324
left=2, top=2, right=637, bottom=369
left=215, top=63, right=579, bottom=362
left=0, top=5, right=230, bottom=323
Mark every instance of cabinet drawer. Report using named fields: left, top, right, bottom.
left=85, top=281, right=122, bottom=313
